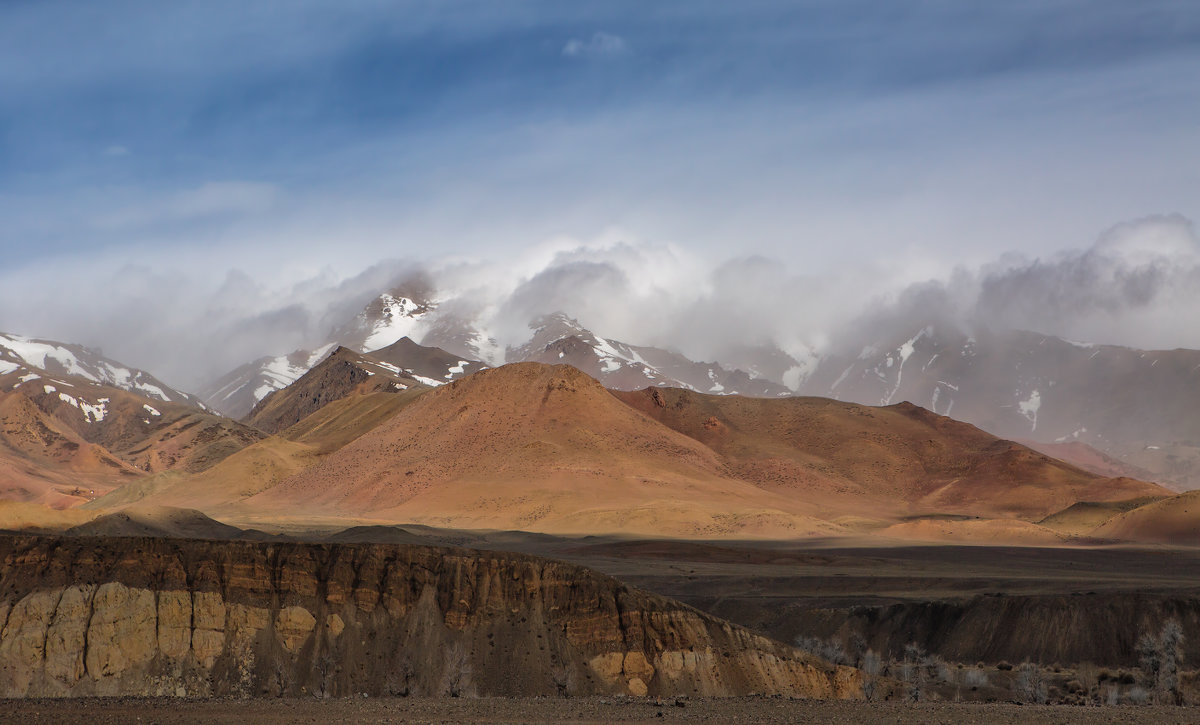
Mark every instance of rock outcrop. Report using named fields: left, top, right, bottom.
left=0, top=535, right=861, bottom=698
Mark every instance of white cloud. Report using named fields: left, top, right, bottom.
left=562, top=32, right=628, bottom=59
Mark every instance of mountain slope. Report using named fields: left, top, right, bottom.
left=87, top=390, right=428, bottom=513
left=797, top=325, right=1200, bottom=489
left=225, top=362, right=1167, bottom=538
left=0, top=356, right=264, bottom=508
left=510, top=314, right=792, bottom=397
left=0, top=332, right=202, bottom=407
left=198, top=344, right=337, bottom=421
left=244, top=363, right=837, bottom=538
left=1090, top=490, right=1200, bottom=545
left=613, top=386, right=1170, bottom=520
left=0, top=394, right=141, bottom=508
left=201, top=286, right=494, bottom=419
left=245, top=345, right=434, bottom=434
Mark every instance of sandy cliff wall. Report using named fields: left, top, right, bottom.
left=0, top=535, right=860, bottom=698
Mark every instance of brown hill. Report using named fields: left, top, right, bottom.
left=612, top=387, right=1170, bottom=520
left=1036, top=497, right=1163, bottom=536
left=365, top=335, right=487, bottom=383
left=246, top=363, right=837, bottom=538
left=63, top=505, right=246, bottom=539
left=1018, top=439, right=1160, bottom=484
left=245, top=346, right=433, bottom=434
left=0, top=534, right=861, bottom=698
left=0, top=393, right=140, bottom=508
left=86, top=390, right=429, bottom=515
left=1090, top=490, right=1200, bottom=545
left=799, top=326, right=1200, bottom=490
left=0, top=365, right=264, bottom=511
left=0, top=367, right=263, bottom=476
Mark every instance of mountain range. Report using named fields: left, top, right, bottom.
left=3, top=274, right=1200, bottom=546
left=186, top=283, right=1200, bottom=491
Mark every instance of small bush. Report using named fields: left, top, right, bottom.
left=997, top=661, right=1013, bottom=671
left=1016, top=661, right=1049, bottom=705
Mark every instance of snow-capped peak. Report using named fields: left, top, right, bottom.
left=0, top=331, right=201, bottom=407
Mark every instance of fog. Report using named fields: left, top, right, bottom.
left=1, top=214, right=1197, bottom=392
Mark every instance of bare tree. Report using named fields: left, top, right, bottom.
left=861, top=649, right=882, bottom=701
left=1159, top=619, right=1184, bottom=705
left=551, top=660, right=575, bottom=697
left=1016, top=661, right=1049, bottom=704
left=315, top=653, right=335, bottom=699
left=902, top=643, right=927, bottom=702
left=441, top=642, right=474, bottom=698
left=1138, top=632, right=1162, bottom=693
left=1138, top=619, right=1187, bottom=704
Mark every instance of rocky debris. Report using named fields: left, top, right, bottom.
left=0, top=535, right=861, bottom=699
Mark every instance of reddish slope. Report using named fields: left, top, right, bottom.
left=0, top=393, right=140, bottom=507
left=612, top=387, right=1170, bottom=519
left=247, top=363, right=835, bottom=537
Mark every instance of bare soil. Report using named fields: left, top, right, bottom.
left=2, top=697, right=1198, bottom=725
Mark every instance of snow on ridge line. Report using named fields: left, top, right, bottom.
left=362, top=294, right=431, bottom=352
left=1, top=332, right=197, bottom=406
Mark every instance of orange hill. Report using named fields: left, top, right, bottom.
left=244, top=363, right=837, bottom=538
left=1091, top=490, right=1200, bottom=546
left=227, top=363, right=1167, bottom=538
left=612, top=387, right=1169, bottom=519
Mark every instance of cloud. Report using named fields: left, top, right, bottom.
left=2, top=215, right=1200, bottom=393
left=562, top=32, right=629, bottom=59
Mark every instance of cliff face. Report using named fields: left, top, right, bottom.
left=701, top=591, right=1200, bottom=668
left=0, top=535, right=860, bottom=698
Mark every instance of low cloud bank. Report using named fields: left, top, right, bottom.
left=1, top=215, right=1197, bottom=391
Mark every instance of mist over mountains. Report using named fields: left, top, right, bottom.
left=2, top=214, right=1197, bottom=395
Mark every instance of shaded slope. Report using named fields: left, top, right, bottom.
left=87, top=391, right=428, bottom=513
left=364, top=335, right=487, bottom=385
left=63, top=505, right=246, bottom=539
left=1018, top=439, right=1159, bottom=483
left=1090, top=490, right=1200, bottom=545
left=1036, top=497, right=1162, bottom=536
left=799, top=325, right=1200, bottom=490
left=248, top=363, right=837, bottom=537
left=612, top=387, right=1169, bottom=520
left=245, top=346, right=431, bottom=434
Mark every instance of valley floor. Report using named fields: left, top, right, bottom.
left=3, top=697, right=1199, bottom=725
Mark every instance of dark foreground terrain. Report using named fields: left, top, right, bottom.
left=2, top=696, right=1198, bottom=724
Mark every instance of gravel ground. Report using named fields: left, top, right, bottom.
left=2, top=697, right=1199, bottom=724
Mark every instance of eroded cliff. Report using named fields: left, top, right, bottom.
left=0, top=535, right=860, bottom=698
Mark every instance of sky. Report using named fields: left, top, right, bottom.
left=1, top=1, right=1199, bottom=387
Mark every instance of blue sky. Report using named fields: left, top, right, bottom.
left=1, top=1, right=1200, bottom=384
left=3, top=1, right=1198, bottom=268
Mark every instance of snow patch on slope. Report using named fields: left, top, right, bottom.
left=1018, top=389, right=1042, bottom=432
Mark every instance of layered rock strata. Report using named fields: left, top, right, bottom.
left=0, top=535, right=860, bottom=698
